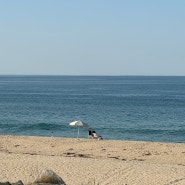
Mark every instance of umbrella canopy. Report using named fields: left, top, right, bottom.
left=69, top=120, right=89, bottom=127
left=69, top=120, right=89, bottom=138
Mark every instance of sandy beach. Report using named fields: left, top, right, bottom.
left=0, top=135, right=185, bottom=185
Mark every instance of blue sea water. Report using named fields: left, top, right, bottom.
left=0, top=75, right=185, bottom=143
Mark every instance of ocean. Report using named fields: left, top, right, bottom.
left=0, top=75, right=185, bottom=143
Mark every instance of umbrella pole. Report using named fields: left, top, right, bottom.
left=77, top=127, right=79, bottom=138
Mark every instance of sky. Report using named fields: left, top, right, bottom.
left=0, top=0, right=185, bottom=76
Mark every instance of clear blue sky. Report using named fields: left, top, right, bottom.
left=0, top=0, right=185, bottom=75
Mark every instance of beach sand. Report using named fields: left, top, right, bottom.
left=0, top=135, right=185, bottom=185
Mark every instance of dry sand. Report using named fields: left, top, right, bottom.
left=0, top=135, right=185, bottom=185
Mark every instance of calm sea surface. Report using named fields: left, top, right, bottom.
left=0, top=75, right=185, bottom=143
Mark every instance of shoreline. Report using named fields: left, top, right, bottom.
left=1, top=133, right=184, bottom=144
left=0, top=135, right=185, bottom=185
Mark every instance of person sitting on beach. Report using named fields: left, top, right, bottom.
left=88, top=129, right=93, bottom=138
left=92, top=130, right=103, bottom=140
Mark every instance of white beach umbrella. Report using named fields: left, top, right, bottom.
left=69, top=120, right=89, bottom=138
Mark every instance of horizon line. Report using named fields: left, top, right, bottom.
left=0, top=74, right=185, bottom=77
